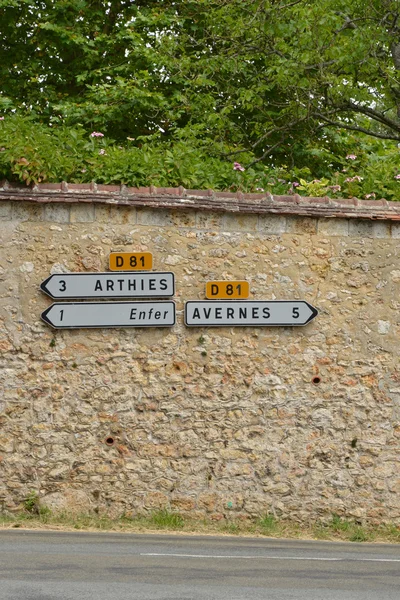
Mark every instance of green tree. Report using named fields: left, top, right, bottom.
left=167, top=0, right=400, bottom=167
left=0, top=0, right=182, bottom=138
left=0, top=1, right=399, bottom=176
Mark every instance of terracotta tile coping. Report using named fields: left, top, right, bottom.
left=0, top=181, right=399, bottom=220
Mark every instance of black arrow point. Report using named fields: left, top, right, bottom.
left=305, top=302, right=319, bottom=324
left=40, top=275, right=54, bottom=298
left=41, top=305, right=55, bottom=328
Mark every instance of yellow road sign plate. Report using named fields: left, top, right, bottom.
left=109, top=252, right=153, bottom=271
left=206, top=281, right=249, bottom=299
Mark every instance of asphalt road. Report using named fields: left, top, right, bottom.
left=0, top=530, right=399, bottom=600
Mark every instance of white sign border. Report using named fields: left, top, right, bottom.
left=41, top=301, right=176, bottom=329
left=40, top=271, right=175, bottom=299
left=184, top=300, right=318, bottom=327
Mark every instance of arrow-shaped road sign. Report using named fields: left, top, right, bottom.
left=185, top=300, right=318, bottom=327
left=40, top=272, right=174, bottom=299
left=41, top=301, right=176, bottom=329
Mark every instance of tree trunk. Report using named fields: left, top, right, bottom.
left=391, top=42, right=400, bottom=117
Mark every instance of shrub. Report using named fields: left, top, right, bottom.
left=0, top=115, right=399, bottom=200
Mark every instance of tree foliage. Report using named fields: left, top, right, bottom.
left=0, top=0, right=399, bottom=195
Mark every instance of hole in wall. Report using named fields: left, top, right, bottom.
left=312, top=376, right=321, bottom=385
left=105, top=437, right=115, bottom=446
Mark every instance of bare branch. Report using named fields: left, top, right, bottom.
left=316, top=113, right=400, bottom=141
left=221, top=148, right=252, bottom=158
left=303, top=59, right=338, bottom=71
left=222, top=114, right=308, bottom=159
left=391, top=42, right=400, bottom=69
left=251, top=117, right=307, bottom=150
left=274, top=0, right=304, bottom=10
left=345, top=101, right=400, bottom=133
left=246, top=137, right=286, bottom=167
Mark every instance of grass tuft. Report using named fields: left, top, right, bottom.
left=147, top=510, right=184, bottom=530
left=221, top=522, right=240, bottom=534
left=349, top=526, right=371, bottom=543
left=329, top=514, right=353, bottom=533
left=259, top=513, right=278, bottom=534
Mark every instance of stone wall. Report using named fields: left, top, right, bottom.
left=0, top=185, right=399, bottom=523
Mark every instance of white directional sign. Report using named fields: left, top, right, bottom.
left=42, top=301, right=176, bottom=329
left=40, top=272, right=174, bottom=299
left=185, top=300, right=318, bottom=327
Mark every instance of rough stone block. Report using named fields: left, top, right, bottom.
left=43, top=203, right=70, bottom=223
left=286, top=216, right=317, bottom=235
left=258, top=215, right=286, bottom=234
left=222, top=213, right=258, bottom=232
left=0, top=201, right=11, bottom=220
left=12, top=201, right=44, bottom=221
left=372, top=221, right=391, bottom=238
left=171, top=210, right=196, bottom=228
left=95, top=204, right=136, bottom=225
left=137, top=207, right=195, bottom=227
left=318, top=218, right=349, bottom=236
left=348, top=220, right=374, bottom=237
left=137, top=208, right=174, bottom=226
left=392, top=223, right=400, bottom=239
left=196, top=211, right=223, bottom=230
left=70, top=203, right=95, bottom=223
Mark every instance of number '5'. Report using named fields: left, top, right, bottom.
left=292, top=307, right=299, bottom=319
